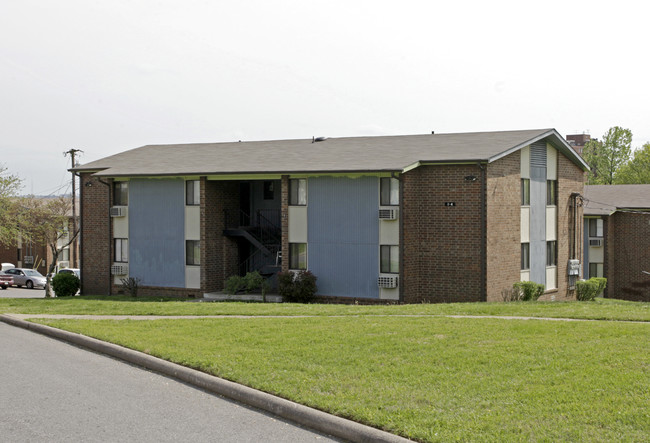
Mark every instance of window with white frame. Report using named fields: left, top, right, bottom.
left=380, top=177, right=399, bottom=206
left=289, top=179, right=307, bottom=206
left=521, top=243, right=530, bottom=270
left=380, top=245, right=399, bottom=274
left=289, top=243, right=307, bottom=270
left=546, top=241, right=557, bottom=266
left=59, top=248, right=70, bottom=262
left=186, top=180, right=200, bottom=205
left=113, top=182, right=128, bottom=206
left=521, top=179, right=530, bottom=206
left=186, top=240, right=200, bottom=265
left=114, top=238, right=128, bottom=263
left=588, top=218, right=603, bottom=238
left=546, top=180, right=557, bottom=205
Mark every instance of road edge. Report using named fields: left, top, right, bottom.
left=0, top=314, right=412, bottom=443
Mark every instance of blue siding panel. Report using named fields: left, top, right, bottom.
left=307, top=176, right=379, bottom=298
left=129, top=179, right=185, bottom=287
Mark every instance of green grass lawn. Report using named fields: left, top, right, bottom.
left=16, top=302, right=646, bottom=442
left=1, top=295, right=649, bottom=321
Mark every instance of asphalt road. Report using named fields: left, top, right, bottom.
left=0, top=285, right=46, bottom=298
left=0, top=323, right=340, bottom=442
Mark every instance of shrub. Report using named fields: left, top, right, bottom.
left=278, top=270, right=318, bottom=303
left=512, top=281, right=545, bottom=301
left=224, top=275, right=246, bottom=295
left=120, top=277, right=141, bottom=297
left=51, top=273, right=80, bottom=297
left=576, top=277, right=607, bottom=301
left=244, top=271, right=264, bottom=293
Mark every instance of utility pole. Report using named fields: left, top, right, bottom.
left=64, top=148, right=83, bottom=268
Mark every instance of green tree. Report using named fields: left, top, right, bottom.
left=0, top=165, right=22, bottom=245
left=615, top=142, right=650, bottom=184
left=583, top=126, right=633, bottom=184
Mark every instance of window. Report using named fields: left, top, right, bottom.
left=289, top=243, right=307, bottom=270
left=114, top=238, right=128, bottom=263
left=521, top=179, right=530, bottom=206
left=380, top=245, right=399, bottom=274
left=521, top=243, right=530, bottom=270
left=546, top=180, right=557, bottom=205
left=263, top=181, right=274, bottom=200
left=589, top=263, right=604, bottom=278
left=113, top=182, right=128, bottom=206
left=589, top=218, right=603, bottom=237
left=59, top=248, right=70, bottom=262
left=380, top=177, right=399, bottom=206
left=289, top=179, right=307, bottom=205
left=186, top=240, right=200, bottom=266
left=186, top=180, right=200, bottom=205
left=16, top=248, right=21, bottom=262
left=546, top=241, right=557, bottom=266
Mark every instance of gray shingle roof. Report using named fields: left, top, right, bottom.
left=583, top=184, right=650, bottom=215
left=74, top=128, right=588, bottom=177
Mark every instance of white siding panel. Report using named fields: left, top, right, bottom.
left=288, top=206, right=308, bottom=243
left=379, top=218, right=399, bottom=245
left=546, top=144, right=557, bottom=180
left=185, top=206, right=200, bottom=240
left=185, top=266, right=200, bottom=289
left=380, top=287, right=399, bottom=300
left=521, top=207, right=530, bottom=243
left=589, top=245, right=604, bottom=263
left=520, top=145, right=530, bottom=179
left=520, top=270, right=530, bottom=281
left=113, top=216, right=129, bottom=239
left=546, top=206, right=557, bottom=241
left=546, top=266, right=557, bottom=290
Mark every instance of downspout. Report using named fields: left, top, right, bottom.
left=478, top=162, right=487, bottom=301
left=76, top=172, right=83, bottom=294
left=393, top=171, right=404, bottom=304
left=97, top=177, right=112, bottom=295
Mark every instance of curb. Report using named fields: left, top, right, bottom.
left=0, top=314, right=412, bottom=443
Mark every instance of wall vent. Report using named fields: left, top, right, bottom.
left=110, top=206, right=127, bottom=217
left=379, top=209, right=398, bottom=220
left=530, top=141, right=547, bottom=167
left=378, top=275, right=398, bottom=288
left=589, top=238, right=603, bottom=247
left=111, top=264, right=129, bottom=275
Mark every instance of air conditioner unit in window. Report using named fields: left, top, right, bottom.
left=57, top=261, right=70, bottom=269
left=378, top=209, right=398, bottom=220
left=589, top=239, right=603, bottom=247
left=110, top=206, right=127, bottom=217
left=378, top=275, right=398, bottom=288
left=111, top=264, right=129, bottom=275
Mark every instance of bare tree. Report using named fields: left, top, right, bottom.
left=17, top=196, right=78, bottom=297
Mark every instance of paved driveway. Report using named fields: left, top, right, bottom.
left=0, top=323, right=340, bottom=442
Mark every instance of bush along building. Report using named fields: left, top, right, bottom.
left=73, top=129, right=588, bottom=303
left=583, top=184, right=650, bottom=302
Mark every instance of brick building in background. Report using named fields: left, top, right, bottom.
left=583, top=185, right=650, bottom=301
left=74, top=129, right=587, bottom=303
left=565, top=133, right=591, bottom=156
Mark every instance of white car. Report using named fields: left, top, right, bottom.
left=4, top=268, right=47, bottom=289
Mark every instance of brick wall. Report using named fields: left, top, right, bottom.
left=80, top=173, right=111, bottom=295
left=402, top=164, right=485, bottom=303
left=607, top=212, right=650, bottom=301
left=485, top=152, right=521, bottom=301
left=201, top=179, right=239, bottom=293
left=554, top=154, right=585, bottom=300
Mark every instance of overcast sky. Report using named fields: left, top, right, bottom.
left=1, top=0, right=648, bottom=195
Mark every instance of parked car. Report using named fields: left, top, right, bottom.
left=57, top=268, right=80, bottom=279
left=3, top=268, right=47, bottom=289
left=0, top=272, right=13, bottom=289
